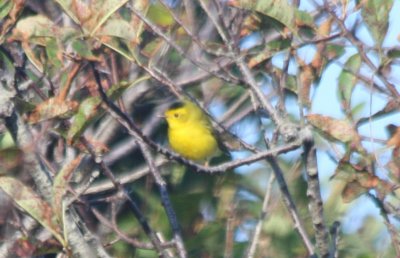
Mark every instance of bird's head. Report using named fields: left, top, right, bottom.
left=164, top=101, right=190, bottom=128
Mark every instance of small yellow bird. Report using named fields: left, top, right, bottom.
left=164, top=100, right=220, bottom=163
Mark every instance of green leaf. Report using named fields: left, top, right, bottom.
left=0, top=131, right=14, bottom=149
left=229, top=0, right=313, bottom=34
left=101, top=37, right=134, bottom=61
left=10, top=15, right=62, bottom=72
left=361, top=0, right=393, bottom=46
left=71, top=39, right=98, bottom=60
left=11, top=15, right=56, bottom=43
left=45, top=38, right=63, bottom=68
left=147, top=2, right=175, bottom=27
left=89, top=0, right=129, bottom=36
left=326, top=44, right=345, bottom=61
left=54, top=0, right=129, bottom=35
left=351, top=102, right=365, bottom=117
left=387, top=49, right=400, bottom=58
left=338, top=54, right=361, bottom=110
left=0, top=50, right=16, bottom=80
left=285, top=74, right=297, bottom=94
left=295, top=10, right=315, bottom=28
left=97, top=18, right=139, bottom=44
left=67, top=77, right=149, bottom=144
left=0, top=0, right=13, bottom=20
left=0, top=147, right=23, bottom=174
left=0, top=177, right=66, bottom=246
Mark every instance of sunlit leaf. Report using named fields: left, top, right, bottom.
left=11, top=15, right=56, bottom=44
left=361, top=0, right=393, bottom=46
left=45, top=38, right=63, bottom=68
left=338, top=54, right=361, bottom=111
left=0, top=131, right=14, bottom=149
left=228, top=0, right=295, bottom=32
left=71, top=39, right=99, bottom=61
left=97, top=18, right=140, bottom=47
left=10, top=15, right=63, bottom=72
left=0, top=0, right=13, bottom=20
left=306, top=114, right=360, bottom=143
left=351, top=102, right=365, bottom=117
left=228, top=0, right=313, bottom=34
left=317, top=17, right=333, bottom=37
left=54, top=0, right=129, bottom=34
left=295, top=10, right=314, bottom=28
left=0, top=177, right=65, bottom=246
left=326, top=44, right=345, bottom=60
left=147, top=2, right=174, bottom=27
left=141, top=37, right=165, bottom=58
left=89, top=0, right=129, bottom=36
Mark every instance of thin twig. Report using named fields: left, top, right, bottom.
left=224, top=203, right=236, bottom=258
left=80, top=137, right=170, bottom=258
left=247, top=174, right=275, bottom=258
left=324, top=2, right=399, bottom=98
left=128, top=3, right=239, bottom=85
left=367, top=194, right=400, bottom=256
left=91, top=63, right=187, bottom=258
left=266, top=155, right=316, bottom=256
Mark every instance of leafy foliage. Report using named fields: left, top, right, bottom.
left=0, top=0, right=400, bottom=257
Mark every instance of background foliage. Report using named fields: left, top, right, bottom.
left=1, top=0, right=400, bottom=257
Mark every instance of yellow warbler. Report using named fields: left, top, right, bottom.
left=164, top=100, right=220, bottom=162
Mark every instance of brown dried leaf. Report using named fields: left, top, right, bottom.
left=386, top=124, right=400, bottom=147
left=28, top=98, right=79, bottom=124
left=306, top=114, right=359, bottom=143
left=342, top=180, right=366, bottom=203
left=317, top=17, right=332, bottom=37
left=299, top=65, right=314, bottom=107
left=341, top=172, right=394, bottom=203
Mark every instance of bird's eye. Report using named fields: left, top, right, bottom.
left=174, top=113, right=179, bottom=118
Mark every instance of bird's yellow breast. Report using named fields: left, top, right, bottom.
left=168, top=122, right=218, bottom=161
